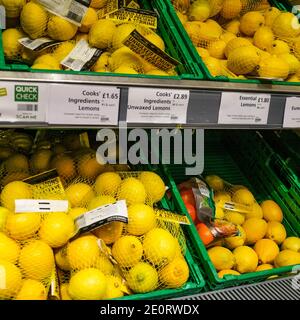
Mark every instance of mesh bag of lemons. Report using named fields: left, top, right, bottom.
left=172, top=0, right=300, bottom=81
left=0, top=159, right=191, bottom=299
left=203, top=174, right=300, bottom=278
left=1, top=0, right=178, bottom=76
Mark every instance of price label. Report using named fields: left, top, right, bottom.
left=0, top=81, right=47, bottom=122
left=15, top=200, right=69, bottom=213
left=126, top=88, right=189, bottom=124
left=218, top=92, right=271, bottom=125
left=75, top=200, right=128, bottom=235
left=47, top=84, right=120, bottom=125
left=283, top=97, right=300, bottom=128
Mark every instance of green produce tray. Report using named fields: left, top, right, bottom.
left=120, top=164, right=206, bottom=300
left=258, top=130, right=300, bottom=177
left=224, top=130, right=300, bottom=235
left=159, top=131, right=300, bottom=290
left=0, top=0, right=203, bottom=80
left=155, top=0, right=300, bottom=86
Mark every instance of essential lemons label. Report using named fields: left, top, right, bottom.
left=19, top=37, right=61, bottom=52
left=123, top=30, right=180, bottom=71
left=218, top=92, right=271, bottom=125
left=283, top=97, right=300, bottom=128
left=108, top=8, right=158, bottom=29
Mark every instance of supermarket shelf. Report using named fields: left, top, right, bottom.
left=174, top=275, right=300, bottom=300
left=1, top=71, right=300, bottom=129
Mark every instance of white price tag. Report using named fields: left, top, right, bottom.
left=0, top=81, right=47, bottom=122
left=15, top=200, right=69, bottom=213
left=75, top=200, right=128, bottom=233
left=47, top=84, right=120, bottom=125
left=61, top=39, right=102, bottom=71
left=283, top=97, right=300, bottom=128
left=126, top=88, right=189, bottom=124
left=19, top=37, right=60, bottom=52
left=218, top=92, right=271, bottom=125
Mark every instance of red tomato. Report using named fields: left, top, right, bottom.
left=180, top=189, right=195, bottom=207
left=196, top=223, right=215, bottom=246
left=184, top=203, right=196, bottom=222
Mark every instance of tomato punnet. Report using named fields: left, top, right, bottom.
left=184, top=203, right=196, bottom=222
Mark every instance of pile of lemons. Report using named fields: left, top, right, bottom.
left=175, top=0, right=300, bottom=81
left=205, top=175, right=300, bottom=278
left=1, top=0, right=174, bottom=76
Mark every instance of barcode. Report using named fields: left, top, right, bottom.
left=101, top=117, right=109, bottom=121
left=64, top=57, right=76, bottom=65
left=171, top=115, right=178, bottom=120
left=255, top=117, right=262, bottom=122
left=67, top=11, right=82, bottom=23
left=22, top=39, right=33, bottom=46
left=17, top=104, right=38, bottom=111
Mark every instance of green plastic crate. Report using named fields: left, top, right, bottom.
left=158, top=131, right=300, bottom=290
left=258, top=130, right=300, bottom=177
left=224, top=130, right=300, bottom=235
left=0, top=0, right=203, bottom=80
left=155, top=0, right=300, bottom=86
left=118, top=163, right=206, bottom=300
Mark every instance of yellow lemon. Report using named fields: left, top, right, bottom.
left=260, top=200, right=283, bottom=222
left=239, top=11, right=265, bottom=36
left=265, top=221, right=287, bottom=245
left=34, top=54, right=61, bottom=70
left=39, top=212, right=75, bottom=248
left=126, top=262, right=158, bottom=293
left=103, top=275, right=124, bottom=299
left=0, top=260, right=22, bottom=299
left=253, top=26, right=274, bottom=51
left=245, top=202, right=263, bottom=219
left=2, top=28, right=24, bottom=60
left=52, top=41, right=75, bottom=61
left=279, top=53, right=300, bottom=75
left=233, top=246, right=258, bottom=273
left=60, top=283, right=72, bottom=300
left=0, top=232, right=20, bottom=264
left=205, top=175, right=224, bottom=191
left=272, top=12, right=300, bottom=38
left=89, top=19, right=116, bottom=49
left=68, top=268, right=107, bottom=300
left=274, top=250, right=300, bottom=267
left=264, top=7, right=281, bottom=27
left=268, top=40, right=290, bottom=55
left=224, top=211, right=245, bottom=225
left=93, top=222, right=123, bottom=245
left=67, top=234, right=100, bottom=270
left=159, top=257, right=189, bottom=288
left=256, top=264, right=274, bottom=272
left=118, top=177, right=146, bottom=206
left=79, top=7, right=98, bottom=33
left=0, top=207, right=10, bottom=231
left=208, top=40, right=227, bottom=59
left=47, top=15, right=78, bottom=41
left=218, top=269, right=240, bottom=278
left=224, top=225, right=246, bottom=249
left=95, top=255, right=114, bottom=275
left=1, top=181, right=32, bottom=211
left=95, top=172, right=122, bottom=196
left=254, top=239, right=280, bottom=264
left=19, top=240, right=54, bottom=280
left=16, top=279, right=47, bottom=300
left=215, top=206, right=225, bottom=219
left=242, top=218, right=268, bottom=245
left=143, top=228, right=177, bottom=267
left=207, top=246, right=235, bottom=271
left=232, top=188, right=255, bottom=206
left=127, top=204, right=156, bottom=236
left=66, top=183, right=95, bottom=208
left=139, top=171, right=166, bottom=203
left=144, top=33, right=165, bottom=51
left=282, top=237, right=300, bottom=253
left=225, top=37, right=252, bottom=58
left=188, top=0, right=211, bottom=22
left=220, top=0, right=242, bottom=19
left=112, top=235, right=143, bottom=268
left=5, top=213, right=41, bottom=241
left=55, top=247, right=70, bottom=271
left=225, top=20, right=240, bottom=35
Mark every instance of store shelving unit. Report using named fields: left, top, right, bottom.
left=1, top=70, right=300, bottom=128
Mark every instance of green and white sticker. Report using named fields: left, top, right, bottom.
left=0, top=81, right=47, bottom=123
